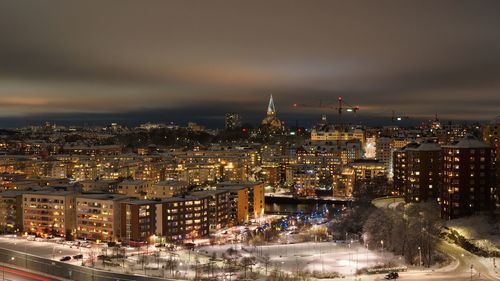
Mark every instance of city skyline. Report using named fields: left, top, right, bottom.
left=1, top=1, right=500, bottom=128
left=0, top=2, right=498, bottom=281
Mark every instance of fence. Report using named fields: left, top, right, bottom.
left=0, top=247, right=178, bottom=281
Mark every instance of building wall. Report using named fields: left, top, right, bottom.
left=441, top=146, right=495, bottom=219
left=250, top=183, right=265, bottom=218
left=483, top=122, right=500, bottom=205
left=0, top=194, right=22, bottom=232
left=116, top=180, right=152, bottom=198
left=121, top=202, right=156, bottom=243
left=76, top=196, right=125, bottom=242
left=405, top=149, right=441, bottom=202
left=22, top=193, right=76, bottom=238
left=158, top=196, right=209, bottom=241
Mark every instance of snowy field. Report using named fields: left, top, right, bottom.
left=198, top=241, right=393, bottom=275
left=444, top=213, right=500, bottom=253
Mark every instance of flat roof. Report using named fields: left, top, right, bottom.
left=22, top=190, right=76, bottom=196
left=190, top=190, right=228, bottom=197
left=160, top=194, right=210, bottom=203
left=77, top=194, right=128, bottom=201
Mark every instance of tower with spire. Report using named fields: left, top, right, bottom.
left=261, top=94, right=283, bottom=133
left=267, top=94, right=276, bottom=116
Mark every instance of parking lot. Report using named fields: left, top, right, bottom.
left=0, top=236, right=87, bottom=263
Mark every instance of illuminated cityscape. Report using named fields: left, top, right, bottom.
left=0, top=1, right=499, bottom=281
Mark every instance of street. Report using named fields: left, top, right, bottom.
left=0, top=234, right=498, bottom=281
left=0, top=265, right=53, bottom=281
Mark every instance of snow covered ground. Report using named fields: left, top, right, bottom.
left=198, top=241, right=396, bottom=276
left=444, top=213, right=500, bottom=254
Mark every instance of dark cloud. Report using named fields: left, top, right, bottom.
left=0, top=0, right=499, bottom=126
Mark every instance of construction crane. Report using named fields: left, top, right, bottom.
left=390, top=110, right=410, bottom=123
left=292, top=96, right=360, bottom=117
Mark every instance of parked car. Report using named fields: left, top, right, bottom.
left=385, top=272, right=399, bottom=279
left=72, top=254, right=83, bottom=260
left=60, top=256, right=71, bottom=262
left=97, top=255, right=112, bottom=261
left=27, top=235, right=36, bottom=241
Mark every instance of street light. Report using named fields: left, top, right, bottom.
left=348, top=242, right=352, bottom=269
left=380, top=240, right=384, bottom=264
left=366, top=243, right=369, bottom=265
left=418, top=246, right=422, bottom=267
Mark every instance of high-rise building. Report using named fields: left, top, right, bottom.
left=121, top=200, right=157, bottom=244
left=348, top=159, right=388, bottom=196
left=482, top=116, right=500, bottom=205
left=116, top=180, right=153, bottom=198
left=224, top=113, right=242, bottom=130
left=191, top=190, right=230, bottom=232
left=376, top=137, right=411, bottom=178
left=310, top=127, right=366, bottom=147
left=0, top=190, right=23, bottom=233
left=22, top=191, right=77, bottom=238
left=155, top=195, right=210, bottom=241
left=393, top=142, right=442, bottom=202
left=216, top=184, right=249, bottom=224
left=76, top=194, right=128, bottom=242
left=146, top=180, right=188, bottom=199
left=441, top=135, right=496, bottom=219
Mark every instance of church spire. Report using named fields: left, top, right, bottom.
left=267, top=94, right=276, bottom=116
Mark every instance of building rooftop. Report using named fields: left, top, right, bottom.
left=154, top=180, right=188, bottom=186
left=191, top=190, right=228, bottom=197
left=443, top=135, right=490, bottom=149
left=407, top=141, right=441, bottom=151
left=126, top=199, right=158, bottom=205
left=217, top=181, right=262, bottom=187
left=78, top=179, right=120, bottom=184
left=161, top=194, right=210, bottom=203
left=349, top=159, right=386, bottom=167
left=0, top=190, right=26, bottom=197
left=77, top=193, right=128, bottom=201
left=22, top=190, right=77, bottom=196
left=119, top=180, right=151, bottom=185
left=217, top=185, right=248, bottom=191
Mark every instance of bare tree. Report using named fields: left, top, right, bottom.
left=263, top=254, right=272, bottom=275
left=240, top=256, right=256, bottom=278
left=164, top=257, right=179, bottom=277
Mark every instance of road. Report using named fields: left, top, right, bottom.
left=0, top=237, right=82, bottom=261
left=371, top=196, right=404, bottom=209
left=0, top=265, right=54, bottom=281
left=369, top=241, right=499, bottom=281
left=370, top=197, right=499, bottom=280
left=0, top=235, right=498, bottom=281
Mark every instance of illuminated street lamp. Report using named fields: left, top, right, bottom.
left=418, top=246, right=422, bottom=267
left=366, top=243, right=369, bottom=265
left=380, top=240, right=384, bottom=264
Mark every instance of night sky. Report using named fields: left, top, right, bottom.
left=1, top=1, right=500, bottom=128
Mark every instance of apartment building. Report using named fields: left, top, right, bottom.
left=22, top=191, right=77, bottom=238
left=146, top=180, right=188, bottom=199
left=156, top=195, right=210, bottom=241
left=191, top=190, right=230, bottom=231
left=116, top=180, right=152, bottom=199
left=441, top=135, right=496, bottom=219
left=0, top=190, right=23, bottom=233
left=76, top=194, right=128, bottom=242
left=121, top=200, right=157, bottom=244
